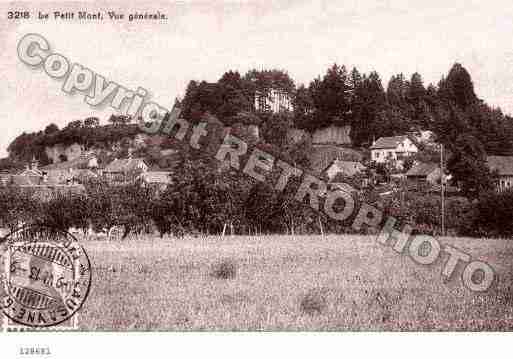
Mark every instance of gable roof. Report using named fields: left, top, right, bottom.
left=309, top=145, right=364, bottom=174
left=19, top=168, right=43, bottom=177
left=104, top=158, right=148, bottom=173
left=406, top=162, right=439, bottom=177
left=370, top=135, right=413, bottom=150
left=486, top=156, right=513, bottom=176
left=326, top=160, right=366, bottom=178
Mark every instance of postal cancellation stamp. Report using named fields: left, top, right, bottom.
left=0, top=226, right=91, bottom=328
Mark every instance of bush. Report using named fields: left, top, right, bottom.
left=471, top=190, right=513, bottom=238
left=299, top=289, right=327, bottom=315
left=210, top=260, right=237, bottom=280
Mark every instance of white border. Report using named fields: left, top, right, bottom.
left=0, top=333, right=511, bottom=359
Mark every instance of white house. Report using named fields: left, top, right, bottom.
left=370, top=135, right=418, bottom=169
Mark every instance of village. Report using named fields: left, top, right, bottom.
left=2, top=119, right=511, bottom=201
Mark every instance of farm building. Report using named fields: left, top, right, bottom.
left=103, top=157, right=149, bottom=182
left=40, top=152, right=99, bottom=184
left=405, top=162, right=442, bottom=185
left=486, top=155, right=513, bottom=192
left=308, top=145, right=363, bottom=174
left=325, top=160, right=366, bottom=181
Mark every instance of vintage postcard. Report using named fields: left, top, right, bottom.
left=0, top=0, right=512, bottom=356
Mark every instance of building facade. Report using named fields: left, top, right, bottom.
left=370, top=135, right=418, bottom=169
left=486, top=156, right=513, bottom=192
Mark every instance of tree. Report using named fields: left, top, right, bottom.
left=438, top=63, right=478, bottom=110
left=108, top=115, right=131, bottom=126
left=84, top=117, right=100, bottom=128
left=292, top=84, right=314, bottom=129
left=310, top=64, right=352, bottom=128
left=386, top=73, right=409, bottom=108
left=447, top=134, right=493, bottom=199
left=66, top=119, right=83, bottom=130
left=407, top=72, right=426, bottom=105
left=472, top=190, right=513, bottom=237
left=351, top=71, right=388, bottom=146
left=216, top=70, right=253, bottom=121
left=44, top=123, right=59, bottom=135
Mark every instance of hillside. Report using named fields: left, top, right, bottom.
left=4, top=63, right=513, bottom=177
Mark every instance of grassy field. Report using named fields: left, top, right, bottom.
left=77, top=235, right=513, bottom=331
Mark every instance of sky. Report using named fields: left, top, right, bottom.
left=2, top=0, right=513, bottom=157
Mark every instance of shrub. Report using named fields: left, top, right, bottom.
left=210, top=260, right=237, bottom=280
left=299, top=289, right=327, bottom=315
left=471, top=190, right=513, bottom=238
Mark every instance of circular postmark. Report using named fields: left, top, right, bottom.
left=0, top=225, right=91, bottom=328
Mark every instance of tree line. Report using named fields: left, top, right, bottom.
left=2, top=151, right=513, bottom=239
left=4, top=63, right=513, bottom=200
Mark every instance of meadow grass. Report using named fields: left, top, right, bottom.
left=78, top=235, right=513, bottom=331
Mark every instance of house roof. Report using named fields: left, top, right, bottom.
left=406, top=162, right=439, bottom=177
left=326, top=160, right=366, bottom=178
left=370, top=135, right=412, bottom=150
left=104, top=158, right=148, bottom=173
left=19, top=168, right=43, bottom=177
left=41, top=152, right=97, bottom=171
left=309, top=145, right=364, bottom=174
left=486, top=156, right=513, bottom=176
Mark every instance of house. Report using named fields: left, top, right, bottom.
left=103, top=157, right=149, bottom=182
left=370, top=135, right=418, bottom=169
left=405, top=162, right=442, bottom=184
left=40, top=152, right=99, bottom=184
left=325, top=160, right=366, bottom=181
left=486, top=156, right=513, bottom=192
left=0, top=158, right=43, bottom=186
left=308, top=145, right=364, bottom=174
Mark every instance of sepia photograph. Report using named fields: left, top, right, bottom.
left=0, top=0, right=513, bottom=356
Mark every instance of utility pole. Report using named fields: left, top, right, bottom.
left=440, top=143, right=445, bottom=236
